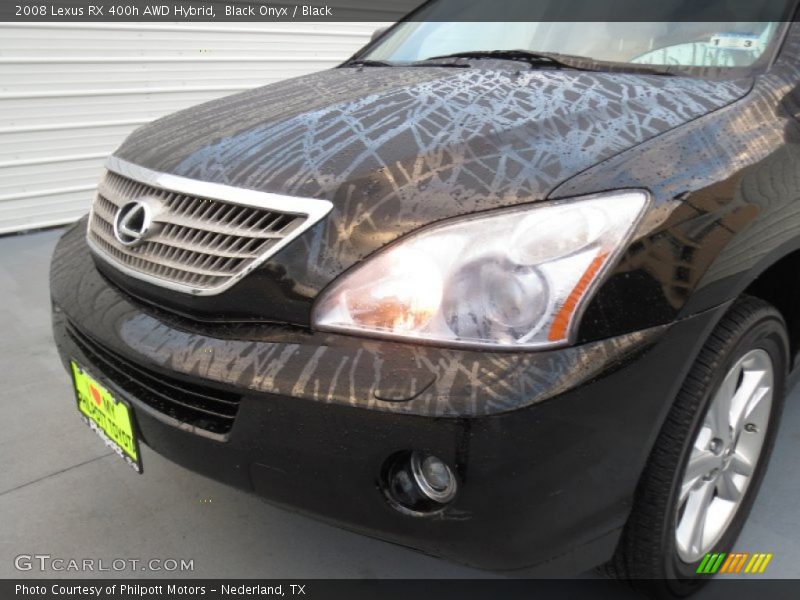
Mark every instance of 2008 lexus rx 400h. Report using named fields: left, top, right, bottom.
left=50, top=11, right=800, bottom=596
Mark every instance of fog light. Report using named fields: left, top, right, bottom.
left=411, top=453, right=457, bottom=503
left=383, top=451, right=457, bottom=514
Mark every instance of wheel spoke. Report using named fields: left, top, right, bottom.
left=729, top=451, right=754, bottom=477
left=716, top=470, right=743, bottom=502
left=740, top=386, right=771, bottom=432
left=730, top=368, right=768, bottom=433
left=678, top=480, right=715, bottom=556
left=708, top=368, right=738, bottom=441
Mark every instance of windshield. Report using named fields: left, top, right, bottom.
left=363, top=21, right=784, bottom=73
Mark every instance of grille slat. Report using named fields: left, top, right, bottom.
left=88, top=168, right=313, bottom=293
left=90, top=223, right=243, bottom=278
left=147, top=229, right=258, bottom=260
left=157, top=212, right=287, bottom=239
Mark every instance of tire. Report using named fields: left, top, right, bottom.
left=606, top=295, right=789, bottom=598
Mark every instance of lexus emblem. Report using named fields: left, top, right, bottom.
left=113, top=200, right=156, bottom=246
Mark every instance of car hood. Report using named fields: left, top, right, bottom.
left=110, top=67, right=751, bottom=323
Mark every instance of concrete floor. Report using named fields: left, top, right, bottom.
left=0, top=228, right=798, bottom=586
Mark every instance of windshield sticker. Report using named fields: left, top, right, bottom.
left=709, top=33, right=762, bottom=51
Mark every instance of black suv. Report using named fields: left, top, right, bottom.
left=51, top=11, right=800, bottom=596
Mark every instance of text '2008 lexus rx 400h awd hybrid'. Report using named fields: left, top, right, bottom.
left=50, top=7, right=800, bottom=596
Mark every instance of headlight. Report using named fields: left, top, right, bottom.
left=313, top=191, right=649, bottom=349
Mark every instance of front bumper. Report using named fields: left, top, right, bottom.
left=50, top=220, right=728, bottom=572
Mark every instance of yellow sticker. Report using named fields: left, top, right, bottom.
left=71, top=361, right=140, bottom=469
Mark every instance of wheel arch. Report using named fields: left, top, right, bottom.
left=743, top=249, right=800, bottom=367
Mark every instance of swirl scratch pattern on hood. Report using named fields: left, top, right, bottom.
left=114, top=68, right=749, bottom=297
left=119, top=68, right=749, bottom=204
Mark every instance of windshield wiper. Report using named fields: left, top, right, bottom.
left=418, top=50, right=598, bottom=70
left=344, top=59, right=397, bottom=68
left=345, top=51, right=675, bottom=76
left=344, top=51, right=585, bottom=70
left=416, top=50, right=676, bottom=76
left=343, top=58, right=469, bottom=69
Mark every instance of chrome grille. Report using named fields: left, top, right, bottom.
left=87, top=158, right=332, bottom=295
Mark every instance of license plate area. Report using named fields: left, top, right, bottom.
left=70, top=360, right=142, bottom=473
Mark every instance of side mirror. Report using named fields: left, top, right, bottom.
left=371, top=27, right=389, bottom=42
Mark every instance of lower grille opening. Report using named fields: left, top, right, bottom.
left=66, top=321, right=242, bottom=436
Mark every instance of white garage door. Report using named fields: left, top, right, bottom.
left=0, top=21, right=388, bottom=234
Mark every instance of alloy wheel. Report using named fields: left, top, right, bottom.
left=675, top=348, right=774, bottom=563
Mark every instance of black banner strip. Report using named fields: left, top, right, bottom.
left=5, top=579, right=800, bottom=600
left=2, top=0, right=799, bottom=23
